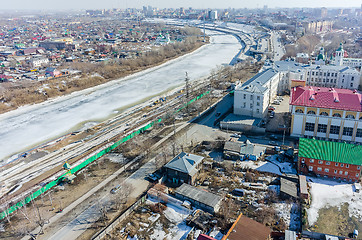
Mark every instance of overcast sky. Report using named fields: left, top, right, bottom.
left=1, top=0, right=361, bottom=10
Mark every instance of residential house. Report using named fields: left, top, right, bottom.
left=164, top=152, right=204, bottom=186
left=298, top=138, right=362, bottom=182
left=46, top=67, right=62, bottom=78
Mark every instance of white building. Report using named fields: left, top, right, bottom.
left=290, top=86, right=362, bottom=143
left=333, top=43, right=362, bottom=68
left=30, top=57, right=49, bottom=68
left=270, top=60, right=360, bottom=90
left=234, top=68, right=279, bottom=118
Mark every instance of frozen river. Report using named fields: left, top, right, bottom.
left=0, top=31, right=241, bottom=162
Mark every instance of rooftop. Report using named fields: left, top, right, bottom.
left=164, top=152, right=204, bottom=176
left=237, top=68, right=278, bottom=94
left=222, top=214, right=271, bottom=240
left=175, top=183, right=222, bottom=209
left=290, top=86, right=362, bottom=112
left=299, top=138, right=362, bottom=166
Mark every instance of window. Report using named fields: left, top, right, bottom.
left=335, top=163, right=339, bottom=167
left=346, top=114, right=355, bottom=119
left=257, top=102, right=260, bottom=106
left=345, top=171, right=348, bottom=176
left=352, top=76, right=354, bottom=81
left=305, top=122, right=315, bottom=132
left=317, top=167, right=322, bottom=171
left=320, top=112, right=329, bottom=116
left=346, top=164, right=349, bottom=168
left=296, top=109, right=304, bottom=114
left=333, top=113, right=341, bottom=118
left=309, top=166, right=313, bottom=171
left=318, top=160, right=323, bottom=164
left=357, top=173, right=359, bottom=177
left=310, top=159, right=314, bottom=163
left=339, top=170, right=343, bottom=174
left=358, top=166, right=361, bottom=170
left=317, top=124, right=327, bottom=133
left=257, top=96, right=260, bottom=100
left=250, top=103, right=253, bottom=108
left=243, top=102, right=246, bottom=108
left=250, top=95, right=253, bottom=100
left=343, top=127, right=353, bottom=136
left=243, top=94, right=246, bottom=99
left=330, top=125, right=340, bottom=135
left=350, top=83, right=353, bottom=88
left=356, top=129, right=362, bottom=138
left=326, top=161, right=330, bottom=165
left=307, top=110, right=316, bottom=115
left=312, top=72, right=315, bottom=76
left=341, top=164, right=344, bottom=167
left=334, top=170, right=337, bottom=174
left=325, top=168, right=329, bottom=173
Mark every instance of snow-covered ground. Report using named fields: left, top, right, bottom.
left=0, top=30, right=241, bottom=163
left=238, top=155, right=297, bottom=176
left=145, top=199, right=192, bottom=240
left=307, top=177, right=362, bottom=226
left=274, top=202, right=300, bottom=231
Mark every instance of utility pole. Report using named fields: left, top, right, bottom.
left=203, top=14, right=206, bottom=42
left=185, top=72, right=190, bottom=116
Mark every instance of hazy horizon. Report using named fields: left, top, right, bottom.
left=0, top=0, right=360, bottom=11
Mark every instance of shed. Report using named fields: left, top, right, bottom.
left=175, top=183, right=222, bottom=214
left=223, top=141, right=242, bottom=160
left=299, top=175, right=308, bottom=199
left=285, top=230, right=297, bottom=240
left=280, top=177, right=298, bottom=199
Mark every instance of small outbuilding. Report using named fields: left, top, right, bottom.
left=175, top=183, right=222, bottom=214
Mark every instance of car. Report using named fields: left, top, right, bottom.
left=268, top=106, right=275, bottom=112
left=111, top=185, right=121, bottom=194
left=147, top=173, right=160, bottom=182
left=269, top=141, right=278, bottom=146
left=231, top=133, right=242, bottom=138
left=269, top=111, right=275, bottom=118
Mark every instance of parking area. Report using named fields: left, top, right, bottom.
left=266, top=95, right=291, bottom=132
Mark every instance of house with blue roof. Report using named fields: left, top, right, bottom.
left=164, top=152, right=204, bottom=186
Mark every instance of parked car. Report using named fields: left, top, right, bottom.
left=268, top=141, right=278, bottom=146
left=268, top=106, right=275, bottom=112
left=273, top=100, right=280, bottom=105
left=269, top=111, right=275, bottom=118
left=111, top=185, right=121, bottom=194
left=147, top=173, right=160, bottom=182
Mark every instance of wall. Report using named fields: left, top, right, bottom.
left=298, top=157, right=361, bottom=182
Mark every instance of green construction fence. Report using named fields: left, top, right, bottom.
left=0, top=90, right=210, bottom=220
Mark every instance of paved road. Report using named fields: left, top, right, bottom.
left=271, top=31, right=285, bottom=61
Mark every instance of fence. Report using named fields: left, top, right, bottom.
left=92, top=195, right=147, bottom=240
left=0, top=89, right=210, bottom=220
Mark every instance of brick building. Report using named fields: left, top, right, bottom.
left=298, top=138, right=362, bottom=182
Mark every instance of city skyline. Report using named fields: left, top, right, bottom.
left=0, top=0, right=360, bottom=11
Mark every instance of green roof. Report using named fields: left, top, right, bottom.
left=299, top=138, right=362, bottom=166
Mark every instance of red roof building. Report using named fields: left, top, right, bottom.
left=290, top=86, right=362, bottom=143
left=290, top=86, right=362, bottom=112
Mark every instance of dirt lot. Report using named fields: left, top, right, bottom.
left=312, top=203, right=362, bottom=239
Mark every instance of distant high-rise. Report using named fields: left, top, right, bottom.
left=321, top=7, right=328, bottom=18
left=208, top=10, right=218, bottom=20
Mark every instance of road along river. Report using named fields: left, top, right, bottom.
left=0, top=30, right=242, bottom=163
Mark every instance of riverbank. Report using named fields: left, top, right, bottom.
left=0, top=36, right=208, bottom=115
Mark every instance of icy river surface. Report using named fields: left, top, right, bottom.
left=0, top=31, right=240, bottom=162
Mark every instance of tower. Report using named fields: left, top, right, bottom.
left=335, top=42, right=344, bottom=66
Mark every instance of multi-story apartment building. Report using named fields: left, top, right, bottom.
left=290, top=86, right=362, bottom=143
left=298, top=138, right=362, bottom=182
left=234, top=68, right=279, bottom=118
